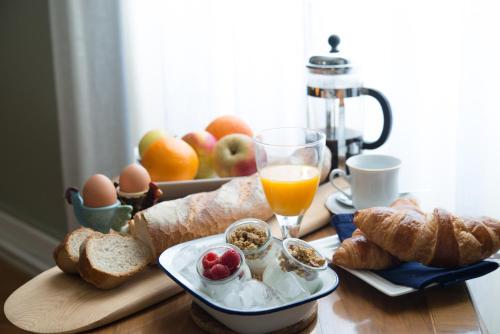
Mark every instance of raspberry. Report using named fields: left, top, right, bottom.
left=220, top=249, right=240, bottom=272
left=202, top=252, right=220, bottom=270
left=203, top=269, right=213, bottom=279
left=209, top=264, right=230, bottom=280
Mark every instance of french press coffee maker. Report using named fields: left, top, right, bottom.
left=307, top=35, right=392, bottom=170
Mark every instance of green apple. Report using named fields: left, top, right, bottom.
left=139, top=129, right=167, bottom=158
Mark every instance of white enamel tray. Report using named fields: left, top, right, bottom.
left=158, top=234, right=339, bottom=334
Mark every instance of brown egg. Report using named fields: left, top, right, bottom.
left=82, top=174, right=118, bottom=208
left=119, top=164, right=151, bottom=193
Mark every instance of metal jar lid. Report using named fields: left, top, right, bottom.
left=307, top=35, right=352, bottom=74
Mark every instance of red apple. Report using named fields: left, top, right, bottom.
left=212, top=134, right=257, bottom=177
left=182, top=131, right=217, bottom=179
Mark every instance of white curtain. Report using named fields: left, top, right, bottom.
left=50, top=0, right=133, bottom=229
left=121, top=0, right=307, bottom=140
left=121, top=0, right=500, bottom=216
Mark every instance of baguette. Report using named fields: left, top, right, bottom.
left=131, top=175, right=273, bottom=259
left=53, top=227, right=94, bottom=274
left=78, top=233, right=152, bottom=289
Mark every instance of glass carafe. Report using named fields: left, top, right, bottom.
left=307, top=35, right=392, bottom=170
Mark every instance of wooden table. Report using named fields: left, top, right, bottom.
left=90, top=226, right=481, bottom=334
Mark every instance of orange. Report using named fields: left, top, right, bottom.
left=205, top=115, right=253, bottom=140
left=141, top=136, right=199, bottom=181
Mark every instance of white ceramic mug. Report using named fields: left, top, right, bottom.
left=329, top=154, right=401, bottom=209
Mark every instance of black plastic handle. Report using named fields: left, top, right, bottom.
left=360, top=87, right=392, bottom=150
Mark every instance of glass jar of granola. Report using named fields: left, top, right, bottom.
left=196, top=244, right=251, bottom=302
left=225, top=218, right=275, bottom=276
left=262, top=238, right=327, bottom=302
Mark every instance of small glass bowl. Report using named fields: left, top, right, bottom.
left=279, top=238, right=328, bottom=281
left=225, top=218, right=274, bottom=275
left=196, top=243, right=251, bottom=299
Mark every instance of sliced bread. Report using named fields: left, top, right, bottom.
left=53, top=227, right=94, bottom=274
left=78, top=233, right=152, bottom=289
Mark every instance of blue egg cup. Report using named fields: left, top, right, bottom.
left=66, top=189, right=133, bottom=233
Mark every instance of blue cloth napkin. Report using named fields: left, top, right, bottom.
left=331, top=214, right=499, bottom=289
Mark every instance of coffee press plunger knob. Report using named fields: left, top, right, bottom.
left=328, top=35, right=340, bottom=53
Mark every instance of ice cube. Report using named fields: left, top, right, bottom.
left=179, top=263, right=199, bottom=286
left=278, top=272, right=310, bottom=301
left=209, top=279, right=241, bottom=303
left=172, top=244, right=201, bottom=271
left=239, top=279, right=283, bottom=308
left=172, top=244, right=203, bottom=286
left=262, top=263, right=310, bottom=302
left=239, top=283, right=256, bottom=308
left=223, top=290, right=243, bottom=309
left=240, top=288, right=254, bottom=309
left=211, top=279, right=282, bottom=310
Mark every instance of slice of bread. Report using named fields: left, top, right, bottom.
left=53, top=227, right=94, bottom=274
left=78, top=233, right=152, bottom=289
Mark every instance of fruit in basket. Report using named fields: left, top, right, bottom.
left=138, top=129, right=167, bottom=158
left=141, top=136, right=199, bottom=181
left=205, top=115, right=253, bottom=140
left=182, top=131, right=217, bottom=179
left=212, top=134, right=257, bottom=177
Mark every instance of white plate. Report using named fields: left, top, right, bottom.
left=322, top=238, right=500, bottom=297
left=309, top=235, right=420, bottom=297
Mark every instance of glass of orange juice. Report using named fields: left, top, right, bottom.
left=254, top=128, right=325, bottom=239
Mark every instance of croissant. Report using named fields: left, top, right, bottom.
left=332, top=198, right=420, bottom=270
left=355, top=207, right=500, bottom=267
left=332, top=229, right=400, bottom=269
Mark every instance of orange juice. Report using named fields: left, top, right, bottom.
left=259, top=165, right=320, bottom=216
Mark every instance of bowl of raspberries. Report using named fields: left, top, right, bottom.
left=196, top=244, right=250, bottom=284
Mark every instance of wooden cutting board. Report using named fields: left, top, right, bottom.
left=4, top=182, right=337, bottom=334
left=4, top=267, right=181, bottom=333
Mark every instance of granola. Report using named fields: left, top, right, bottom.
left=278, top=244, right=326, bottom=280
left=228, top=224, right=268, bottom=251
left=278, top=253, right=309, bottom=278
left=287, top=244, right=326, bottom=268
